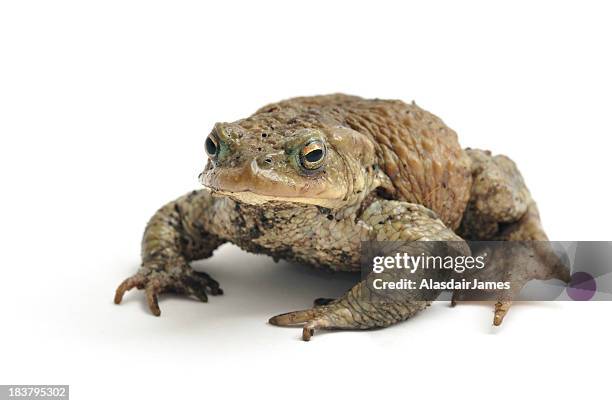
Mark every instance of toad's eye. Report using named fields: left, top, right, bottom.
left=205, top=135, right=218, bottom=158
left=299, top=140, right=326, bottom=170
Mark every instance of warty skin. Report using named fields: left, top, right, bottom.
left=115, top=94, right=567, bottom=340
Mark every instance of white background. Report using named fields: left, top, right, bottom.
left=1, top=1, right=611, bottom=405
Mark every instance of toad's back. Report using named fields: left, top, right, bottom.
left=254, top=94, right=473, bottom=229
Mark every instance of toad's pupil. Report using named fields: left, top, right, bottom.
left=305, top=148, right=323, bottom=163
left=206, top=137, right=217, bottom=156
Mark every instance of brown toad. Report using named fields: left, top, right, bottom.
left=115, top=94, right=567, bottom=340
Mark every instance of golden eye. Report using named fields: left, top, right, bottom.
left=299, top=140, right=326, bottom=170
left=205, top=135, right=218, bottom=158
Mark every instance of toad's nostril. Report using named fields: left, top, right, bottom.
left=254, top=155, right=274, bottom=170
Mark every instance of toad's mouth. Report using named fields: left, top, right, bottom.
left=200, top=185, right=340, bottom=207
left=198, top=165, right=348, bottom=208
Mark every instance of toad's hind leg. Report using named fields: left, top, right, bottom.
left=456, top=149, right=570, bottom=325
left=458, top=148, right=546, bottom=241
left=269, top=201, right=470, bottom=341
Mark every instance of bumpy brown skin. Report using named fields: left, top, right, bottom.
left=115, top=94, right=560, bottom=340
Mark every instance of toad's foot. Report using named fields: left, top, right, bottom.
left=269, top=302, right=362, bottom=341
left=269, top=201, right=470, bottom=341
left=450, top=292, right=512, bottom=325
left=114, top=260, right=222, bottom=316
left=494, top=300, right=512, bottom=326
left=451, top=241, right=570, bottom=326
left=450, top=296, right=513, bottom=326
left=269, top=281, right=430, bottom=341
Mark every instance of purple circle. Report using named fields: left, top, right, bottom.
left=567, top=272, right=596, bottom=301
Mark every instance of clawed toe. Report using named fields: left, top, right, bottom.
left=114, top=274, right=146, bottom=305
left=302, top=318, right=333, bottom=341
left=493, top=301, right=512, bottom=326
left=268, top=308, right=320, bottom=326
left=268, top=308, right=331, bottom=341
left=114, top=266, right=222, bottom=316
left=145, top=280, right=163, bottom=316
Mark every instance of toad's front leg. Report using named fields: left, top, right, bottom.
left=269, top=200, right=469, bottom=341
left=115, top=190, right=228, bottom=315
